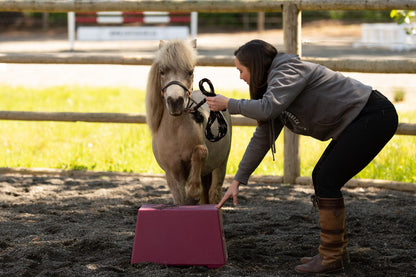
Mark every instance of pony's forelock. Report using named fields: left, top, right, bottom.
left=156, top=40, right=197, bottom=71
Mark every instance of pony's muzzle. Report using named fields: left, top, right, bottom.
left=167, top=96, right=185, bottom=116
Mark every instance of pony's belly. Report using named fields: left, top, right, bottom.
left=201, top=146, right=230, bottom=175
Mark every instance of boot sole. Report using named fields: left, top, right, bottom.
left=295, top=265, right=344, bottom=274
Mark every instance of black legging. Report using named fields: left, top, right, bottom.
left=312, top=90, right=398, bottom=198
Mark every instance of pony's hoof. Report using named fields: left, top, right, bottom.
left=185, top=197, right=200, bottom=205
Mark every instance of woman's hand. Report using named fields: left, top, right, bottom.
left=216, top=179, right=240, bottom=208
left=206, top=95, right=229, bottom=111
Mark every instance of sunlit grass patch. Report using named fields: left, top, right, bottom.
left=0, top=85, right=415, bottom=183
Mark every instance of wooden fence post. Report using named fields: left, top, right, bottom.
left=282, top=3, right=301, bottom=184
left=257, top=12, right=265, bottom=32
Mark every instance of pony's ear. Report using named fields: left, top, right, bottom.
left=159, top=40, right=167, bottom=49
left=190, top=39, right=197, bottom=48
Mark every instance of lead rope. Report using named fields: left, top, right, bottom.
left=185, top=79, right=228, bottom=142
left=191, top=78, right=228, bottom=142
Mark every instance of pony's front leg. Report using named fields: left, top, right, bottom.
left=165, top=173, right=186, bottom=205
left=186, top=144, right=208, bottom=204
left=209, top=159, right=227, bottom=204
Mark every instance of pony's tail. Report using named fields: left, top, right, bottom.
left=145, top=63, right=164, bottom=134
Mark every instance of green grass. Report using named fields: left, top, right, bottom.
left=0, top=85, right=415, bottom=183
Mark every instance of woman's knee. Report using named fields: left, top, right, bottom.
left=312, top=167, right=343, bottom=198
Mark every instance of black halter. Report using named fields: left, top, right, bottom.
left=161, top=80, right=192, bottom=97
left=161, top=80, right=193, bottom=114
left=161, top=79, right=228, bottom=143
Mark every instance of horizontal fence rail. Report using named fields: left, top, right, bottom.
left=0, top=111, right=258, bottom=127
left=0, top=0, right=416, bottom=13
left=0, top=111, right=414, bottom=136
left=1, top=53, right=416, bottom=74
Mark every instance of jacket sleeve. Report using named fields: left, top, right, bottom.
left=234, top=119, right=284, bottom=185
left=228, top=62, right=308, bottom=121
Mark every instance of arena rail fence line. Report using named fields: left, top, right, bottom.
left=0, top=167, right=414, bottom=193
left=1, top=54, right=416, bottom=73
left=0, top=111, right=414, bottom=135
left=1, top=0, right=415, bottom=191
left=0, top=0, right=415, bottom=13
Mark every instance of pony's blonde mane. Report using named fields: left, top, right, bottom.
left=145, top=40, right=197, bottom=133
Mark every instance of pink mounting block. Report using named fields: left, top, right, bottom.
left=131, top=204, right=227, bottom=268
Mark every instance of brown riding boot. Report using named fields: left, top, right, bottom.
left=295, top=197, right=346, bottom=273
left=300, top=224, right=349, bottom=264
left=300, top=229, right=350, bottom=265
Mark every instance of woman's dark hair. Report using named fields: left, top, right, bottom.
left=234, top=40, right=278, bottom=100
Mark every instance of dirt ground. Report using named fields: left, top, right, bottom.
left=0, top=172, right=415, bottom=277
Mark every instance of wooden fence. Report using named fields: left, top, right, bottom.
left=1, top=0, right=416, bottom=190
left=0, top=0, right=415, bottom=13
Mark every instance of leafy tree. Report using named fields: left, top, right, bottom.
left=390, top=10, right=415, bottom=35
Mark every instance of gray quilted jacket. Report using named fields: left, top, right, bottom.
left=228, top=53, right=372, bottom=184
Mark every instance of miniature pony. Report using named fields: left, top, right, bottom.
left=145, top=40, right=232, bottom=205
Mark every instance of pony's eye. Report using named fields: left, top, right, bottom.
left=159, top=70, right=165, bottom=76
left=188, top=70, right=194, bottom=76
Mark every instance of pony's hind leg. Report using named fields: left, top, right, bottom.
left=186, top=144, right=208, bottom=204
left=200, top=173, right=212, bottom=204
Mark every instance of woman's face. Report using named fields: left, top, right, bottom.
left=235, top=57, right=250, bottom=85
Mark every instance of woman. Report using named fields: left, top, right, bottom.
left=206, top=39, right=398, bottom=273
